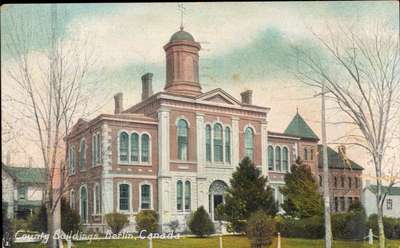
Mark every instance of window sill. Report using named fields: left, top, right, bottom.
left=91, top=213, right=102, bottom=217
left=118, top=162, right=152, bottom=166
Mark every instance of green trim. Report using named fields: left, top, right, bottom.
left=368, top=185, right=400, bottom=196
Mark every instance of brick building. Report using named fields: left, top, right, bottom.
left=65, top=27, right=363, bottom=233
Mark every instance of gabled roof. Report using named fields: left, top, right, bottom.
left=196, top=88, right=242, bottom=106
left=317, top=145, right=363, bottom=171
left=284, top=113, right=319, bottom=140
left=367, top=185, right=400, bottom=196
left=2, top=164, right=47, bottom=184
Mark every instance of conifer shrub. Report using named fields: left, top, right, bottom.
left=188, top=206, right=215, bottom=237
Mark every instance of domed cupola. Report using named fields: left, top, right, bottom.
left=163, top=27, right=202, bottom=96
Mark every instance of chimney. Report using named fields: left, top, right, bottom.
left=240, top=90, right=253, bottom=105
left=141, top=73, right=153, bottom=101
left=114, top=93, right=123, bottom=114
left=338, top=145, right=346, bottom=155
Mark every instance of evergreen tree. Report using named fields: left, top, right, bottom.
left=220, top=157, right=277, bottom=233
left=280, top=158, right=323, bottom=218
left=188, top=206, right=215, bottom=237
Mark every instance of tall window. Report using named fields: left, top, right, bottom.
left=96, top=133, right=101, bottom=163
left=94, top=184, right=100, bottom=214
left=310, top=149, right=314, bottom=160
left=141, top=184, right=151, bottom=209
left=119, top=184, right=130, bottom=211
left=18, top=186, right=26, bottom=200
left=214, top=124, right=223, bottom=162
left=225, top=127, right=231, bottom=163
left=141, top=134, right=150, bottom=162
left=282, top=147, right=289, bottom=172
left=319, top=175, right=323, bottom=187
left=177, top=119, right=188, bottom=160
left=355, top=177, right=359, bottom=188
left=80, top=186, right=88, bottom=223
left=70, top=190, right=75, bottom=209
left=130, top=133, right=139, bottom=162
left=275, top=146, right=281, bottom=171
left=176, top=181, right=183, bottom=211
left=205, top=125, right=211, bottom=162
left=69, top=146, right=76, bottom=174
left=348, top=177, right=352, bottom=189
left=268, top=146, right=274, bottom=171
left=119, top=132, right=129, bottom=162
left=341, top=176, right=345, bottom=188
left=245, top=127, right=254, bottom=160
left=387, top=199, right=393, bottom=210
left=304, top=148, right=308, bottom=160
left=79, top=139, right=86, bottom=170
left=185, top=181, right=191, bottom=210
left=334, top=177, right=338, bottom=188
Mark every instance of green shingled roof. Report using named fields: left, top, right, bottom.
left=284, top=113, right=319, bottom=140
left=170, top=29, right=195, bottom=42
left=368, top=185, right=400, bottom=196
left=317, top=145, right=363, bottom=171
left=3, top=165, right=46, bottom=184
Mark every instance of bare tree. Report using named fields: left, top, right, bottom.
left=292, top=21, right=400, bottom=248
left=2, top=5, right=103, bottom=247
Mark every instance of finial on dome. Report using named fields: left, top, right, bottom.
left=178, top=3, right=185, bottom=31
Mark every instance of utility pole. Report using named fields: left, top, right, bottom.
left=321, top=81, right=332, bottom=248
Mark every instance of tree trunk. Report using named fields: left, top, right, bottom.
left=377, top=202, right=385, bottom=248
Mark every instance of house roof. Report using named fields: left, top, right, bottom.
left=2, top=164, right=47, bottom=184
left=367, top=185, right=400, bottom=196
left=317, top=145, right=363, bottom=171
left=284, top=113, right=319, bottom=140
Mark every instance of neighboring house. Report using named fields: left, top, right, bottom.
left=2, top=163, right=46, bottom=218
left=362, top=184, right=400, bottom=218
left=65, top=26, right=364, bottom=233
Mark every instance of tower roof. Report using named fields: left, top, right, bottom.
left=169, top=29, right=195, bottom=42
left=284, top=113, right=319, bottom=140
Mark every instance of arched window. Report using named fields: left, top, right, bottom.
left=119, top=132, right=129, bottom=162
left=141, top=184, right=151, bottom=209
left=245, top=127, right=254, bottom=160
left=130, top=133, right=139, bottom=162
left=304, top=148, right=308, bottom=160
left=275, top=146, right=281, bottom=171
left=214, top=124, right=223, bottom=162
left=119, top=184, right=130, bottom=211
left=92, top=133, right=101, bottom=166
left=184, top=181, right=191, bottom=210
left=93, top=184, right=100, bottom=214
left=141, top=134, right=150, bottom=162
left=80, top=186, right=88, bottom=223
left=282, top=147, right=289, bottom=172
left=176, top=180, right=183, bottom=211
left=79, top=139, right=86, bottom=170
left=225, top=127, right=231, bottom=163
left=268, top=146, right=274, bottom=171
left=69, top=146, right=75, bottom=174
left=205, top=125, right=212, bottom=162
left=70, top=190, right=75, bottom=209
left=177, top=119, right=188, bottom=160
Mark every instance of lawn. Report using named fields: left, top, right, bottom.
left=13, top=236, right=400, bottom=248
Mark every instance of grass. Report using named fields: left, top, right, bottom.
left=14, top=236, right=400, bottom=248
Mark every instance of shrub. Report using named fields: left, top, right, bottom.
left=188, top=206, right=215, bottom=237
left=246, top=210, right=275, bottom=248
left=367, top=214, right=400, bottom=239
left=332, top=204, right=367, bottom=240
left=105, top=212, right=129, bottom=234
left=61, top=198, right=81, bottom=233
left=167, top=220, right=179, bottom=233
left=276, top=215, right=324, bottom=239
left=136, top=210, right=158, bottom=234
left=29, top=205, right=48, bottom=233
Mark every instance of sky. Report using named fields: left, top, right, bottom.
left=1, top=2, right=399, bottom=179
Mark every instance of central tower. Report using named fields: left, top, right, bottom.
left=163, top=27, right=202, bottom=96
